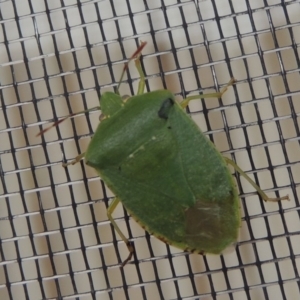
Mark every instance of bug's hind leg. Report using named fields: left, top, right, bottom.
left=107, top=197, right=134, bottom=267
left=224, top=157, right=289, bottom=202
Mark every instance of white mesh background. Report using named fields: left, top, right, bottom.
left=0, top=0, right=300, bottom=299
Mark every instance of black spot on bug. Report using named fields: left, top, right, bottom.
left=118, top=166, right=122, bottom=171
left=158, top=98, right=174, bottom=120
left=167, top=126, right=172, bottom=129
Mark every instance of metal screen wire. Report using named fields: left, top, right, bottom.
left=0, top=0, right=299, bottom=299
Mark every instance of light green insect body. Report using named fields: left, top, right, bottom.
left=42, top=43, right=287, bottom=266
left=85, top=89, right=240, bottom=255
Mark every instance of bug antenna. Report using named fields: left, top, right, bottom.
left=116, top=41, right=147, bottom=94
left=36, top=106, right=100, bottom=137
left=36, top=115, right=72, bottom=137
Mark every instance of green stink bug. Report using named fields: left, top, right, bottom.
left=38, top=42, right=289, bottom=266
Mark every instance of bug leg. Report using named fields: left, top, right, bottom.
left=116, top=41, right=147, bottom=94
left=134, top=53, right=146, bottom=95
left=180, top=78, right=236, bottom=109
left=223, top=157, right=289, bottom=202
left=107, top=197, right=134, bottom=267
left=62, top=152, right=85, bottom=167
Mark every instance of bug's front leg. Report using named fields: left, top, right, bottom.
left=180, top=78, right=236, bottom=109
left=134, top=52, right=146, bottom=96
left=62, top=152, right=85, bottom=167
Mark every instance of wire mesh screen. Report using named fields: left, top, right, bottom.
left=0, top=0, right=299, bottom=299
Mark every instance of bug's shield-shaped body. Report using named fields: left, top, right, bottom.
left=85, top=90, right=240, bottom=254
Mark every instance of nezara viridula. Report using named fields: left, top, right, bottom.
left=38, top=42, right=289, bottom=266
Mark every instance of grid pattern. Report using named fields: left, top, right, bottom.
left=0, top=0, right=300, bottom=299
